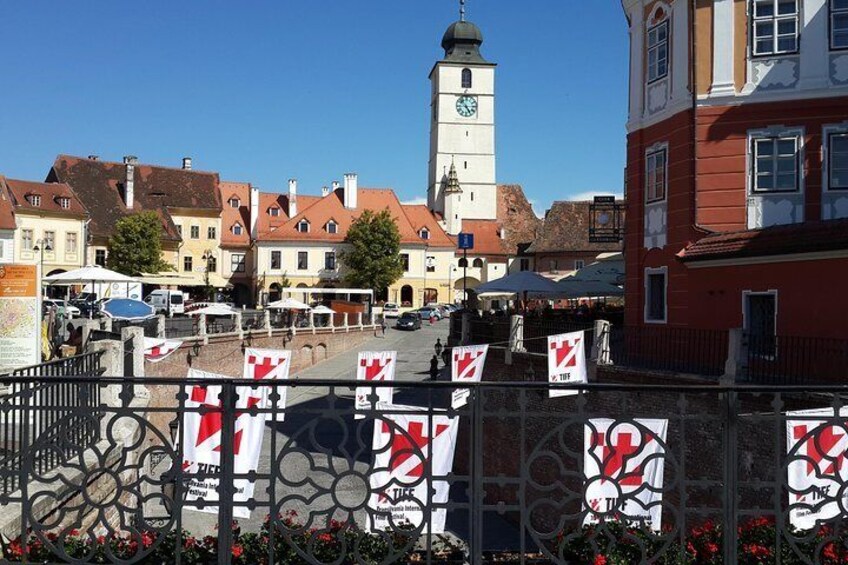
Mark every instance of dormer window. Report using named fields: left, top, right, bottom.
left=297, top=219, right=310, bottom=233
left=326, top=221, right=338, bottom=234
left=420, top=228, right=430, bottom=240
left=56, top=197, right=71, bottom=209
left=27, top=194, right=41, bottom=207
left=232, top=223, right=243, bottom=236
left=229, top=197, right=240, bottom=208
left=269, top=206, right=281, bottom=217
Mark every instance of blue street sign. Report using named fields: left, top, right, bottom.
left=458, top=233, right=474, bottom=250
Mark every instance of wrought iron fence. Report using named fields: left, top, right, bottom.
left=164, top=317, right=197, bottom=339
left=608, top=325, right=728, bottom=377
left=241, top=311, right=266, bottom=331
left=0, top=353, right=105, bottom=496
left=113, top=318, right=160, bottom=338
left=1, top=377, right=848, bottom=564
left=467, top=317, right=511, bottom=346
left=742, top=333, right=848, bottom=385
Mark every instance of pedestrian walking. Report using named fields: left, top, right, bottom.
left=429, top=355, right=440, bottom=381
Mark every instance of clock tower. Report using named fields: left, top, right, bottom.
left=428, top=9, right=497, bottom=223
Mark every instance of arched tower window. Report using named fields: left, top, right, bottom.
left=461, top=68, right=472, bottom=89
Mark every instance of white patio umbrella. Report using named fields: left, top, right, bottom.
left=311, top=305, right=336, bottom=314
left=266, top=298, right=312, bottom=310
left=475, top=271, right=564, bottom=297
left=43, top=264, right=137, bottom=285
left=187, top=304, right=238, bottom=317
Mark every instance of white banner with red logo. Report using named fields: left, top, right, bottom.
left=583, top=418, right=668, bottom=532
left=368, top=403, right=458, bottom=534
left=243, top=348, right=292, bottom=422
left=451, top=344, right=488, bottom=409
left=143, top=337, right=183, bottom=363
left=355, top=351, right=397, bottom=419
left=786, top=408, right=848, bottom=530
left=547, top=331, right=588, bottom=398
left=181, top=359, right=289, bottom=519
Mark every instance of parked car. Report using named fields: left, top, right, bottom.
left=382, top=303, right=400, bottom=319
left=43, top=299, right=81, bottom=318
left=395, top=312, right=422, bottom=331
left=417, top=306, right=442, bottom=321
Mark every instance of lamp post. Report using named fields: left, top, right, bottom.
left=33, top=239, right=53, bottom=280
left=201, top=249, right=214, bottom=301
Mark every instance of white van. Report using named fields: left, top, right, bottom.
left=144, top=290, right=186, bottom=315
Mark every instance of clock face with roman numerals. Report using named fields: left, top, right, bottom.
left=456, top=95, right=477, bottom=117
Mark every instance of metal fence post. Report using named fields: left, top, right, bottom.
left=469, top=385, right=484, bottom=565
left=593, top=320, right=611, bottom=365
left=461, top=313, right=471, bottom=345
left=217, top=382, right=236, bottom=565
left=723, top=389, right=739, bottom=565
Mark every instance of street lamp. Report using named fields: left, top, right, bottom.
left=201, top=249, right=214, bottom=301
left=33, top=239, right=53, bottom=275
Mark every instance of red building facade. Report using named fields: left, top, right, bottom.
left=623, top=0, right=848, bottom=339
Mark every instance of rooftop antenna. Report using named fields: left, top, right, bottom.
left=460, top=0, right=466, bottom=22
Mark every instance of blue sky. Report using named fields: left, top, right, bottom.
left=0, top=1, right=629, bottom=216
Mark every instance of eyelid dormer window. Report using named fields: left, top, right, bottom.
left=326, top=221, right=338, bottom=234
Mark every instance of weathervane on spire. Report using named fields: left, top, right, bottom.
left=460, top=0, right=466, bottom=22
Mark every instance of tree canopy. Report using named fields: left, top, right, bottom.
left=340, top=209, right=405, bottom=293
left=107, top=211, right=174, bottom=275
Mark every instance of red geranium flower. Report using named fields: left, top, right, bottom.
left=594, top=555, right=608, bottom=565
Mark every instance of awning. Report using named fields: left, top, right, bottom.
left=136, top=272, right=207, bottom=287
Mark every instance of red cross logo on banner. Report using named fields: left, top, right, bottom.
left=383, top=421, right=450, bottom=478
left=550, top=337, right=579, bottom=370
left=594, top=431, right=654, bottom=487
left=246, top=354, right=286, bottom=406
left=190, top=386, right=262, bottom=456
left=793, top=424, right=847, bottom=476
left=454, top=351, right=483, bottom=380
left=361, top=357, right=392, bottom=381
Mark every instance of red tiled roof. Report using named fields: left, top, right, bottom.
left=220, top=181, right=251, bottom=247
left=0, top=177, right=17, bottom=230
left=497, top=184, right=543, bottom=255
left=401, top=205, right=455, bottom=249
left=527, top=200, right=624, bottom=254
left=2, top=177, right=88, bottom=217
left=459, top=219, right=508, bottom=256
left=260, top=188, right=451, bottom=247
left=48, top=155, right=221, bottom=241
left=678, top=219, right=848, bottom=262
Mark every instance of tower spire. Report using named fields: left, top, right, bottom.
left=460, top=0, right=466, bottom=22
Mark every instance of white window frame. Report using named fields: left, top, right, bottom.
left=297, top=251, right=308, bottom=270
left=823, top=123, right=848, bottom=191
left=461, top=68, right=473, bottom=89
left=297, top=220, right=310, bottom=233
left=420, top=228, right=430, bottom=240
left=65, top=232, right=78, bottom=256
left=57, top=197, right=70, bottom=209
left=44, top=231, right=55, bottom=253
left=28, top=195, right=41, bottom=207
left=190, top=225, right=200, bottom=240
left=326, top=221, right=338, bottom=234
left=231, top=253, right=245, bottom=273
left=232, top=223, right=243, bottom=236
left=751, top=0, right=800, bottom=57
left=647, top=19, right=669, bottom=84
left=269, top=207, right=281, bottom=217
left=644, top=266, right=668, bottom=324
left=833, top=0, right=848, bottom=50
left=207, top=226, right=217, bottom=240
left=747, top=126, right=805, bottom=194
left=21, top=229, right=33, bottom=251
left=229, top=198, right=240, bottom=208
left=270, top=251, right=282, bottom=270
left=645, top=145, right=668, bottom=204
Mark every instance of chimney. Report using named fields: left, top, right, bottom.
left=182, top=157, right=192, bottom=170
left=343, top=173, right=358, bottom=210
left=332, top=180, right=340, bottom=192
left=250, top=186, right=260, bottom=240
left=322, top=186, right=330, bottom=197
left=288, top=179, right=298, bottom=217
left=123, top=155, right=138, bottom=209
left=500, top=227, right=506, bottom=240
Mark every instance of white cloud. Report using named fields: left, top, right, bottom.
left=401, top=197, right=428, bottom=206
left=567, top=190, right=623, bottom=202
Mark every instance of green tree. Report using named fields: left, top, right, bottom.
left=107, top=211, right=174, bottom=275
left=340, top=209, right=404, bottom=293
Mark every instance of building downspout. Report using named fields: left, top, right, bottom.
left=690, top=0, right=700, bottom=235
